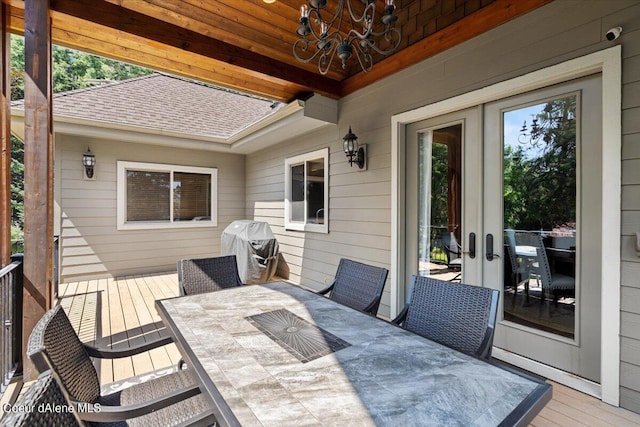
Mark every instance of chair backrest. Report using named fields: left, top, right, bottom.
left=504, top=229, right=519, bottom=271
left=403, top=276, right=499, bottom=359
left=177, top=255, right=243, bottom=296
left=0, top=370, right=79, bottom=427
left=27, top=305, right=101, bottom=405
left=515, top=232, right=552, bottom=287
left=329, top=258, right=388, bottom=315
left=442, top=232, right=461, bottom=265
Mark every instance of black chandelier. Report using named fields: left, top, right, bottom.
left=293, top=0, right=401, bottom=75
left=518, top=110, right=575, bottom=149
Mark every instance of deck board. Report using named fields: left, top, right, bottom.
left=55, top=272, right=640, bottom=425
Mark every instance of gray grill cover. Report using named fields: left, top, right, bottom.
left=221, top=220, right=279, bottom=284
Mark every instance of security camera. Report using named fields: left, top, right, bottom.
left=606, top=26, right=622, bottom=41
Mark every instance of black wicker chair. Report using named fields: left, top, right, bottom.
left=317, top=258, right=388, bottom=316
left=27, top=305, right=215, bottom=427
left=392, top=275, right=499, bottom=359
left=177, top=255, right=243, bottom=296
left=0, top=370, right=79, bottom=427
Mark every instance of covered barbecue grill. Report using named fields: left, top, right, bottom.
left=221, top=220, right=279, bottom=284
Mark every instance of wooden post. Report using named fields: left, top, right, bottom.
left=23, top=0, right=53, bottom=380
left=1, top=1, right=11, bottom=266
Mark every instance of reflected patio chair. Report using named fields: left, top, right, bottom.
left=505, top=229, right=532, bottom=304
left=318, top=258, right=389, bottom=316
left=442, top=231, right=462, bottom=282
left=519, top=233, right=575, bottom=305
left=178, top=255, right=243, bottom=296
left=392, top=275, right=499, bottom=359
left=27, top=305, right=215, bottom=427
left=0, top=370, right=78, bottom=427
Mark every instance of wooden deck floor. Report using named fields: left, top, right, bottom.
left=56, top=272, right=640, bottom=426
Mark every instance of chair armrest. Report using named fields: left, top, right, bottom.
left=391, top=305, right=409, bottom=326
left=317, top=280, right=335, bottom=295
left=363, top=297, right=382, bottom=315
left=84, top=333, right=173, bottom=359
left=72, top=384, right=202, bottom=422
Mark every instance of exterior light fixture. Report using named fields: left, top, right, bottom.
left=82, top=147, right=96, bottom=179
left=343, top=126, right=365, bottom=169
left=293, top=0, right=401, bottom=75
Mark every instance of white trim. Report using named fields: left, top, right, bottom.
left=117, top=161, right=218, bottom=230
left=492, top=347, right=601, bottom=398
left=284, top=148, right=329, bottom=234
left=391, top=46, right=621, bottom=405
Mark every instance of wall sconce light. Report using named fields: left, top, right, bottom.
left=343, top=126, right=366, bottom=170
left=82, top=147, right=96, bottom=179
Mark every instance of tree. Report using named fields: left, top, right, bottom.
left=9, top=35, right=152, bottom=244
left=504, top=96, right=577, bottom=232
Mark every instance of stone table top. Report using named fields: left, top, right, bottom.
left=156, top=281, right=551, bottom=427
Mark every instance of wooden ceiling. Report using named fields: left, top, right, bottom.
left=6, top=0, right=550, bottom=102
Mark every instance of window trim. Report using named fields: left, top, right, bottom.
left=284, top=148, right=329, bottom=233
left=117, top=161, right=218, bottom=230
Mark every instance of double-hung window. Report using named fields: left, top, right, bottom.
left=284, top=148, right=329, bottom=233
left=117, top=161, right=217, bottom=230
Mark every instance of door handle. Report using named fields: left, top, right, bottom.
left=486, top=233, right=500, bottom=261
left=468, top=232, right=476, bottom=259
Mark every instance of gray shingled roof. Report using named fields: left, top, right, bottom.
left=13, top=73, right=280, bottom=140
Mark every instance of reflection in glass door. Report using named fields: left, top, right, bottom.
left=485, top=74, right=602, bottom=382
left=418, top=125, right=463, bottom=281
left=502, top=96, right=577, bottom=339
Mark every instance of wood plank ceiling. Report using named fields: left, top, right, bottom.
left=7, top=0, right=551, bottom=102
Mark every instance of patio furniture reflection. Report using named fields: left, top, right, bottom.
left=27, top=305, right=215, bottom=427
left=392, top=275, right=499, bottom=359
left=317, top=258, right=388, bottom=316
left=156, top=281, right=551, bottom=426
left=178, top=255, right=243, bottom=296
left=442, top=231, right=462, bottom=282
left=516, top=232, right=575, bottom=305
left=505, top=229, right=534, bottom=304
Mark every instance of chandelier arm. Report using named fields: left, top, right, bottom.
left=351, top=41, right=374, bottom=73
left=318, top=41, right=341, bottom=75
left=293, top=39, right=328, bottom=64
left=365, top=27, right=401, bottom=55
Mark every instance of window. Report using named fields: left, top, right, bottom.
left=284, top=148, right=329, bottom=233
left=117, top=161, right=217, bottom=230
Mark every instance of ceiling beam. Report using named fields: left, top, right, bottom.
left=49, top=0, right=341, bottom=99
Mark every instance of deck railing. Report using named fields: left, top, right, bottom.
left=0, top=254, right=23, bottom=397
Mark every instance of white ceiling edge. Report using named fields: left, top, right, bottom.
left=9, top=93, right=338, bottom=155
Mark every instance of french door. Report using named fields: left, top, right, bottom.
left=405, top=74, right=602, bottom=382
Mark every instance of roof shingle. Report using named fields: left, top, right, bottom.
left=13, top=73, right=280, bottom=140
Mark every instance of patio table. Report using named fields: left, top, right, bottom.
left=156, top=281, right=551, bottom=427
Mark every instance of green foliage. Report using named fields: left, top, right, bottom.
left=10, top=34, right=152, bottom=99
left=503, top=97, right=577, bottom=231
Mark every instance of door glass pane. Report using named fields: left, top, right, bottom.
left=502, top=95, right=577, bottom=339
left=418, top=124, right=462, bottom=281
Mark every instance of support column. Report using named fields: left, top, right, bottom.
left=23, top=0, right=53, bottom=380
left=1, top=1, right=11, bottom=266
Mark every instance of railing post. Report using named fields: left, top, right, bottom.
left=10, top=253, right=23, bottom=375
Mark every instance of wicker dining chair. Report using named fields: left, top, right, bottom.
left=177, top=255, right=243, bottom=296
left=392, top=275, right=499, bottom=359
left=317, top=258, right=389, bottom=316
left=27, top=305, right=215, bottom=427
left=0, top=370, right=79, bottom=427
